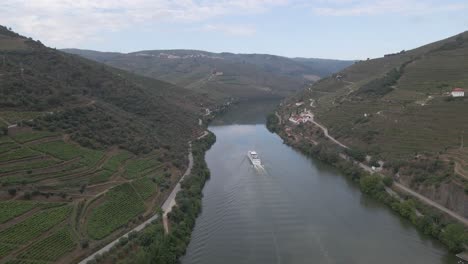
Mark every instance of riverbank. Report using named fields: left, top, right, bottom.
left=267, top=113, right=468, bottom=256
left=82, top=132, right=216, bottom=264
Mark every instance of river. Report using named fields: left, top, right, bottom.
left=181, top=101, right=458, bottom=264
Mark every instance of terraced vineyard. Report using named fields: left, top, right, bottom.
left=17, top=228, right=76, bottom=262
left=86, top=183, right=145, bottom=240
left=0, top=201, right=39, bottom=223
left=0, top=129, right=175, bottom=263
left=0, top=26, right=204, bottom=263
left=132, top=176, right=158, bottom=200
left=123, top=157, right=161, bottom=179
left=279, top=31, right=468, bottom=219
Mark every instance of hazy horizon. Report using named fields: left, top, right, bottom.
left=2, top=0, right=467, bottom=60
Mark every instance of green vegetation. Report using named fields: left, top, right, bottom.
left=0, top=206, right=71, bottom=244
left=87, top=183, right=145, bottom=240
left=0, top=159, right=58, bottom=174
left=132, top=177, right=157, bottom=200
left=277, top=31, right=468, bottom=244
left=266, top=113, right=279, bottom=133
left=0, top=201, right=38, bottom=223
left=0, top=111, right=43, bottom=124
left=124, top=158, right=160, bottom=179
left=31, top=140, right=103, bottom=166
left=11, top=130, right=59, bottom=143
left=355, top=68, right=402, bottom=97
left=0, top=147, right=41, bottom=162
left=91, top=132, right=216, bottom=264
left=0, top=26, right=210, bottom=262
left=0, top=142, right=19, bottom=154
left=0, top=136, right=14, bottom=144
left=0, top=243, right=16, bottom=258
left=89, top=170, right=114, bottom=184
left=17, top=228, right=76, bottom=261
left=102, top=150, right=132, bottom=172
left=64, top=49, right=353, bottom=100
left=278, top=132, right=468, bottom=253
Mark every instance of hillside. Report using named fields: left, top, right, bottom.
left=62, top=49, right=354, bottom=101
left=0, top=25, right=212, bottom=263
left=276, top=31, right=468, bottom=218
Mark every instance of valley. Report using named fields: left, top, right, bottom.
left=63, top=49, right=353, bottom=101
left=0, top=19, right=467, bottom=264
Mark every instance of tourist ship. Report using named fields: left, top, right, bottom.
left=247, top=151, right=262, bottom=166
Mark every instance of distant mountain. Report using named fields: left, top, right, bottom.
left=278, top=31, right=468, bottom=218
left=62, top=49, right=354, bottom=100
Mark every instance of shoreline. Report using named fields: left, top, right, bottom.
left=267, top=113, right=468, bottom=257
left=78, top=131, right=213, bottom=264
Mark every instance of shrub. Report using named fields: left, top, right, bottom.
left=383, top=176, right=393, bottom=187
left=80, top=239, right=89, bottom=248
left=359, top=174, right=382, bottom=194
left=8, top=188, right=17, bottom=196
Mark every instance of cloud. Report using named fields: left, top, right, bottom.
left=0, top=0, right=287, bottom=47
left=201, top=24, right=256, bottom=36
left=312, top=0, right=467, bottom=16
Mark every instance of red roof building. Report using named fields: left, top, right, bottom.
left=451, top=88, right=465, bottom=97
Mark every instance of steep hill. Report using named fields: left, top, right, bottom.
left=62, top=49, right=354, bottom=100
left=277, top=31, right=468, bottom=218
left=0, top=25, right=212, bottom=263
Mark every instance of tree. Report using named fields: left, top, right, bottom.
left=441, top=224, right=467, bottom=252
left=8, top=188, right=17, bottom=196
left=382, top=175, right=393, bottom=187
left=360, top=174, right=382, bottom=194
left=23, top=192, right=32, bottom=200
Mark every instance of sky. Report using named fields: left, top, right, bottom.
left=1, top=0, right=467, bottom=60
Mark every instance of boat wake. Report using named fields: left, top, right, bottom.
left=253, top=164, right=267, bottom=174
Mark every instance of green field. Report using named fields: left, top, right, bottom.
left=0, top=111, right=43, bottom=124
left=0, top=159, right=59, bottom=174
left=0, top=142, right=19, bottom=154
left=17, top=227, right=76, bottom=262
left=132, top=177, right=157, bottom=200
left=0, top=201, right=38, bottom=223
left=0, top=243, right=16, bottom=258
left=123, top=158, right=160, bottom=179
left=0, top=148, right=41, bottom=162
left=11, top=131, right=59, bottom=143
left=87, top=183, right=145, bottom=240
left=31, top=141, right=103, bottom=166
left=0, top=136, right=14, bottom=144
left=89, top=170, right=114, bottom=184
left=0, top=206, right=72, bottom=245
left=102, top=150, right=132, bottom=172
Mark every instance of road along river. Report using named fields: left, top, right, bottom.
left=181, top=101, right=459, bottom=264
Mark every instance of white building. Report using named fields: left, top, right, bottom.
left=451, top=88, right=465, bottom=97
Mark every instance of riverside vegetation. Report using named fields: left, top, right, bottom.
left=270, top=31, right=468, bottom=253
left=85, top=132, right=216, bottom=264
left=268, top=114, right=467, bottom=253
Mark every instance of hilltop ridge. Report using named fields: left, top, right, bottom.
left=276, top=30, right=468, bottom=219
left=63, top=48, right=354, bottom=100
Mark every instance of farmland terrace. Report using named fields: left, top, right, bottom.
left=0, top=127, right=190, bottom=263
left=277, top=31, right=468, bottom=219
left=0, top=25, right=211, bottom=264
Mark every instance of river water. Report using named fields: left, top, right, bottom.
left=181, top=101, right=458, bottom=264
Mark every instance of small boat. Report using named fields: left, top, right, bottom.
left=247, top=151, right=261, bottom=166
